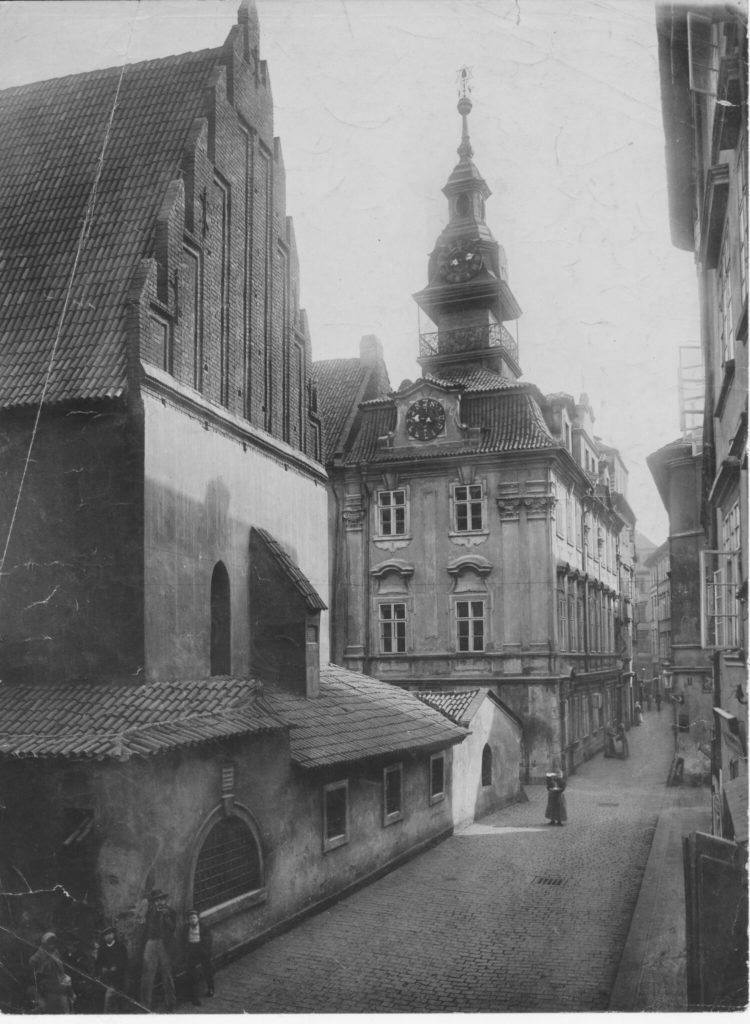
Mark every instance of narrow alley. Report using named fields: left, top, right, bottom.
left=189, top=707, right=709, bottom=1013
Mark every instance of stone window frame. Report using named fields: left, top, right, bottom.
left=382, top=763, right=404, bottom=826
left=450, top=480, right=488, bottom=536
left=377, top=600, right=408, bottom=655
left=323, top=780, right=349, bottom=853
left=718, top=225, right=735, bottom=364
left=454, top=597, right=486, bottom=653
left=186, top=803, right=267, bottom=926
left=429, top=752, right=446, bottom=805
left=375, top=486, right=409, bottom=539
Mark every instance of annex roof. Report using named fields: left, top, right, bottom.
left=416, top=687, right=523, bottom=730
left=0, top=47, right=224, bottom=408
left=416, top=689, right=480, bottom=726
left=251, top=527, right=327, bottom=612
left=0, top=676, right=286, bottom=761
left=266, top=664, right=467, bottom=769
left=343, top=386, right=555, bottom=464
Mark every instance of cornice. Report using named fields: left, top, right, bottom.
left=139, top=362, right=327, bottom=483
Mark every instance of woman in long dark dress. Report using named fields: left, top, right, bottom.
left=545, top=770, right=567, bottom=825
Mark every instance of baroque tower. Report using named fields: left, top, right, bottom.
left=413, top=68, right=522, bottom=382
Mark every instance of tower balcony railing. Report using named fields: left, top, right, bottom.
left=418, top=322, right=518, bottom=362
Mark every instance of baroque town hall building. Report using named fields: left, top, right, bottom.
left=323, top=84, right=637, bottom=782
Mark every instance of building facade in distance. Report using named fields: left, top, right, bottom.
left=656, top=2, right=747, bottom=836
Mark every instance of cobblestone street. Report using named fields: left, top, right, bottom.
left=189, top=708, right=708, bottom=1013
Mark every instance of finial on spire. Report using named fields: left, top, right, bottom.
left=456, top=66, right=474, bottom=161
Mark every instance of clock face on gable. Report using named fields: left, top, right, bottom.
left=405, top=398, right=446, bottom=441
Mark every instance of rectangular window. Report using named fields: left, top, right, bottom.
left=379, top=603, right=407, bottom=654
left=739, top=139, right=748, bottom=296
left=701, top=544, right=741, bottom=649
left=383, top=764, right=403, bottom=825
left=719, top=230, right=735, bottom=363
left=557, top=579, right=567, bottom=651
left=456, top=600, right=485, bottom=652
left=554, top=481, right=564, bottom=538
left=377, top=489, right=406, bottom=536
left=429, top=752, right=445, bottom=804
left=453, top=483, right=484, bottom=532
left=323, top=781, right=348, bottom=852
left=687, top=11, right=718, bottom=95
left=575, top=500, right=583, bottom=550
left=568, top=591, right=577, bottom=651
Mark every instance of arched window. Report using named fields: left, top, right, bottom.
left=210, top=561, right=231, bottom=675
left=193, top=816, right=262, bottom=912
left=481, top=744, right=492, bottom=787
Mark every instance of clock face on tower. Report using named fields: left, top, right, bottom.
left=439, top=241, right=483, bottom=283
left=405, top=398, right=446, bottom=441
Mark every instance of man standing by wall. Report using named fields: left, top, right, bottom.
left=139, top=890, right=176, bottom=1011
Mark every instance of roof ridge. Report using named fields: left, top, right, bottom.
left=0, top=46, right=222, bottom=96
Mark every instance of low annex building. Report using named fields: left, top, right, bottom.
left=0, top=660, right=466, bottom=980
left=417, top=688, right=523, bottom=827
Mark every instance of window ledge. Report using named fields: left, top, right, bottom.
left=383, top=811, right=404, bottom=827
left=199, top=888, right=267, bottom=927
left=323, top=834, right=349, bottom=854
left=429, top=792, right=445, bottom=806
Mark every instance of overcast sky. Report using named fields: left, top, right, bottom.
left=0, top=0, right=704, bottom=543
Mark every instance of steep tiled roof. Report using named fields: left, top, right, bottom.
left=267, top=665, right=467, bottom=769
left=416, top=690, right=480, bottom=725
left=251, top=527, right=327, bottom=612
left=343, top=387, right=555, bottom=464
left=312, top=359, right=368, bottom=462
left=0, top=49, right=222, bottom=408
left=312, top=353, right=390, bottom=462
left=0, top=677, right=286, bottom=760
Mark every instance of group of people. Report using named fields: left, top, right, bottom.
left=28, top=889, right=215, bottom=1013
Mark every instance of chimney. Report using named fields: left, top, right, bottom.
left=360, top=334, right=383, bottom=368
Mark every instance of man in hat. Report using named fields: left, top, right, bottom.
left=182, top=909, right=214, bottom=1006
left=29, top=932, right=75, bottom=1013
left=95, top=925, right=129, bottom=1013
left=140, top=889, right=176, bottom=1011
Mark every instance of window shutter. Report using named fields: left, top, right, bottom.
left=688, top=12, right=718, bottom=95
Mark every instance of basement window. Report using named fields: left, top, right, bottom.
left=193, top=816, right=262, bottom=913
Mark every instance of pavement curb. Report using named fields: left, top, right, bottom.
left=608, top=797, right=712, bottom=1011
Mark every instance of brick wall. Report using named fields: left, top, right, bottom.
left=137, top=3, right=320, bottom=462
